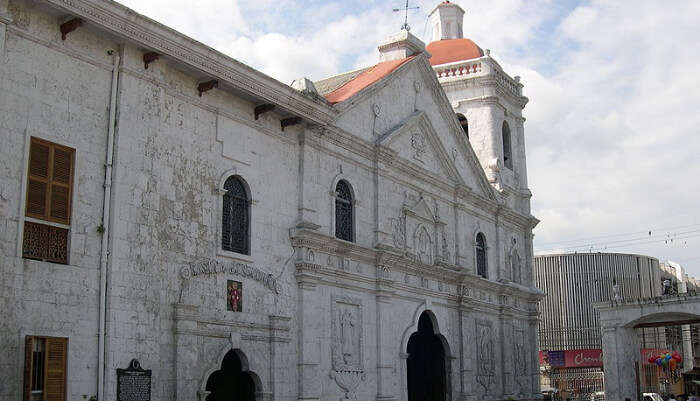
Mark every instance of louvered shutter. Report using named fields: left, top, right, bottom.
left=25, top=139, right=74, bottom=224
left=26, top=139, right=50, bottom=219
left=45, top=337, right=67, bottom=401
left=49, top=146, right=73, bottom=224
left=23, top=336, right=33, bottom=401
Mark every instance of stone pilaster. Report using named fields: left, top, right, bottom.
left=0, top=0, right=9, bottom=81
left=458, top=304, right=475, bottom=401
left=296, top=267, right=322, bottom=401
left=499, top=314, right=512, bottom=397
left=528, top=319, right=541, bottom=399
left=296, top=130, right=320, bottom=229
left=174, top=303, right=201, bottom=401
left=376, top=266, right=397, bottom=401
left=269, top=315, right=292, bottom=401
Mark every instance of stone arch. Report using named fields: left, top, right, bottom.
left=198, top=344, right=265, bottom=401
left=399, top=302, right=453, bottom=401
left=329, top=172, right=358, bottom=240
left=217, top=170, right=255, bottom=256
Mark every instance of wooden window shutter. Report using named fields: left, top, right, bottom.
left=45, top=337, right=68, bottom=401
left=26, top=139, right=50, bottom=218
left=49, top=146, right=74, bottom=224
left=25, top=138, right=74, bottom=225
left=23, top=336, right=33, bottom=401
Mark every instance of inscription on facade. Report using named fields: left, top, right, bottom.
left=117, top=359, right=151, bottom=401
left=181, top=258, right=280, bottom=293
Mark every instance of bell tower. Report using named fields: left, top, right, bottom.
left=428, top=1, right=465, bottom=41
left=427, top=1, right=531, bottom=214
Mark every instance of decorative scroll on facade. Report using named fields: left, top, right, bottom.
left=181, top=258, right=280, bottom=294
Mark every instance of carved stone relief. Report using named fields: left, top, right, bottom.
left=391, top=213, right=406, bottom=249
left=476, top=321, right=496, bottom=394
left=331, top=296, right=364, bottom=371
left=440, top=228, right=450, bottom=263
left=411, top=132, right=426, bottom=163
left=414, top=226, right=433, bottom=265
left=331, top=296, right=365, bottom=401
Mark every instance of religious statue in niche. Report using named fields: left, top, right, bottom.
left=415, top=227, right=432, bottom=265
left=227, top=280, right=242, bottom=312
left=340, top=308, right=356, bottom=365
left=331, top=296, right=363, bottom=371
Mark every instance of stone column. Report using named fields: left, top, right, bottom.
left=174, top=303, right=201, bottom=401
left=376, top=265, right=397, bottom=401
left=297, top=270, right=322, bottom=401
left=601, top=322, right=640, bottom=401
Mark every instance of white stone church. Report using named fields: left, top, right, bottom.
left=0, top=0, right=542, bottom=400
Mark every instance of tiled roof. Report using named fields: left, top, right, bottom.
left=426, top=38, right=484, bottom=66
left=315, top=67, right=370, bottom=96
left=324, top=57, right=415, bottom=105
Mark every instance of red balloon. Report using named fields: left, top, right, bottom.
left=648, top=357, right=657, bottom=363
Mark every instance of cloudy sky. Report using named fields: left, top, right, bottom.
left=119, top=0, right=700, bottom=276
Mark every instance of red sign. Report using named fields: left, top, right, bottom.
left=540, top=348, right=678, bottom=368
left=565, top=349, right=604, bottom=367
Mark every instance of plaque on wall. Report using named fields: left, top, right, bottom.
left=117, top=359, right=152, bottom=401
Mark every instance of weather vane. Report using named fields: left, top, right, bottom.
left=393, top=0, right=420, bottom=31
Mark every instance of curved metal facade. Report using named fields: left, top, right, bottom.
left=535, top=253, right=661, bottom=351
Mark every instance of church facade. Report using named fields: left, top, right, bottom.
left=0, top=0, right=541, bottom=400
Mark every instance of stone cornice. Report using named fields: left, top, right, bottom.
left=0, top=13, right=11, bottom=24
left=44, top=0, right=337, bottom=124
left=290, top=228, right=540, bottom=305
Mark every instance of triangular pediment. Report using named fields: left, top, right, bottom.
left=401, top=191, right=439, bottom=224
left=329, top=54, right=496, bottom=201
left=377, top=111, right=461, bottom=185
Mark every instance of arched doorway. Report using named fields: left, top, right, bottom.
left=205, top=349, right=258, bottom=401
left=407, top=311, right=449, bottom=401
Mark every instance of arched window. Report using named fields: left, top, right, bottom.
left=222, top=176, right=250, bottom=255
left=512, top=252, right=521, bottom=284
left=457, top=114, right=468, bottom=139
left=502, top=121, right=513, bottom=169
left=475, top=233, right=487, bottom=278
left=335, top=180, right=354, bottom=242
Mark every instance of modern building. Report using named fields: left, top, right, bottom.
left=535, top=253, right=699, bottom=399
left=0, top=1, right=542, bottom=401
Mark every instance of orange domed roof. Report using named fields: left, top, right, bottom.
left=427, top=38, right=484, bottom=66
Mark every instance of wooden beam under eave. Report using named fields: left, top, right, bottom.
left=281, top=117, right=302, bottom=131
left=254, top=104, right=275, bottom=120
left=143, top=52, right=159, bottom=69
left=198, top=80, right=218, bottom=97
left=60, top=18, right=82, bottom=40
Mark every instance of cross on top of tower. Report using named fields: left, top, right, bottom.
left=393, top=0, right=420, bottom=31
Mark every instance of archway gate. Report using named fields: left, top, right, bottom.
left=595, top=294, right=700, bottom=401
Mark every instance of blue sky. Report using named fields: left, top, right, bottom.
left=119, top=0, right=700, bottom=276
